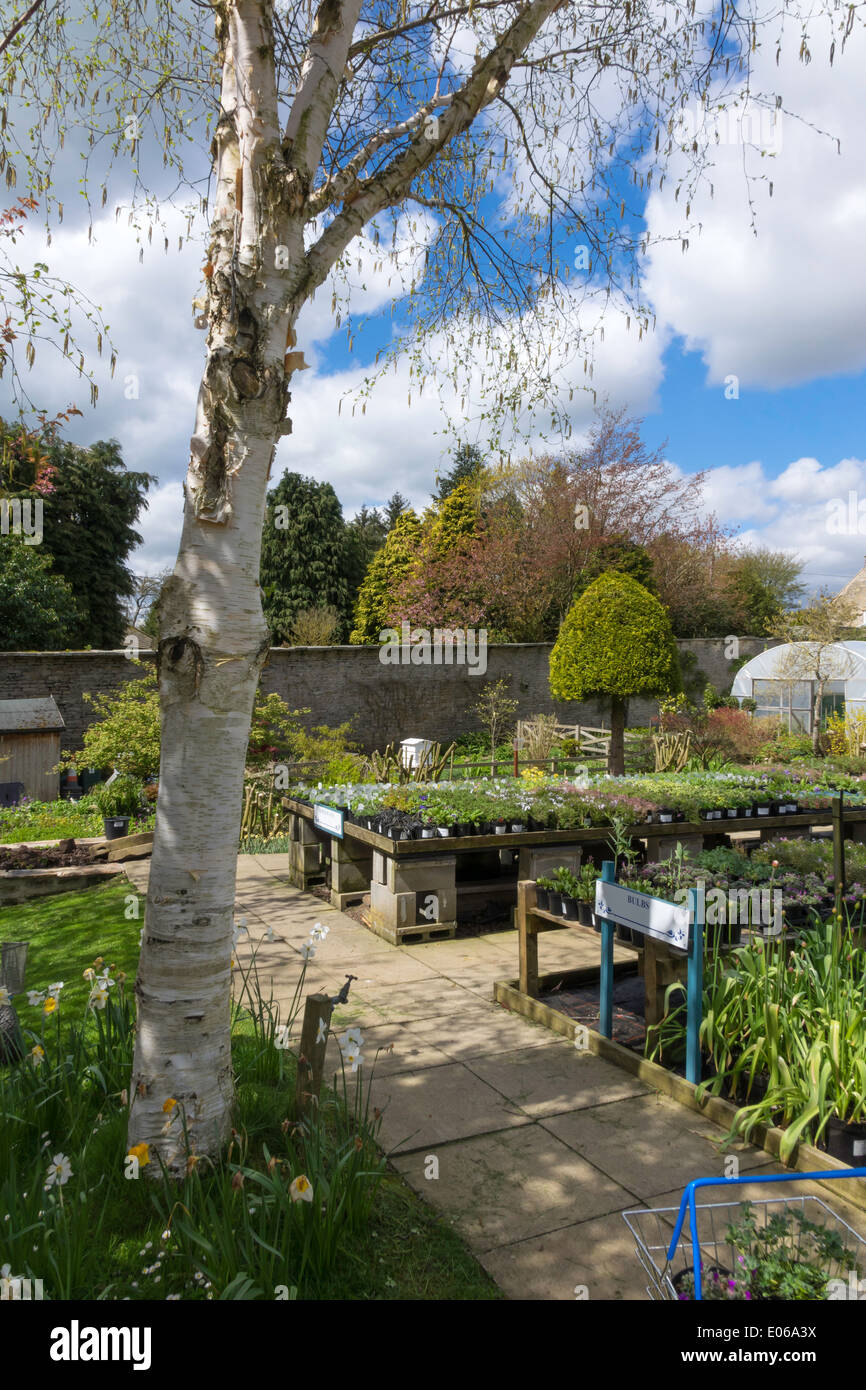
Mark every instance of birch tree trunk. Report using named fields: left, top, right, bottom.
left=126, top=0, right=567, bottom=1170
left=128, top=0, right=301, bottom=1170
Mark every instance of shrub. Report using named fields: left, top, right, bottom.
left=756, top=728, right=814, bottom=764
left=707, top=708, right=780, bottom=761
left=61, top=667, right=160, bottom=780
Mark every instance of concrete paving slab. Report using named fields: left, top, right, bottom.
left=404, top=1000, right=564, bottom=1062
left=391, top=1123, right=634, bottom=1252
left=341, top=975, right=480, bottom=1025
left=541, top=1093, right=776, bottom=1203
left=323, top=1021, right=454, bottom=1080
left=466, top=1043, right=651, bottom=1118
left=479, top=1206, right=654, bottom=1300
left=368, top=1060, right=531, bottom=1154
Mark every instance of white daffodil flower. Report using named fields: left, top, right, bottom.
left=89, top=987, right=109, bottom=1011
left=341, top=1043, right=364, bottom=1073
left=0, top=986, right=10, bottom=1007
left=26, top=990, right=46, bottom=1007
left=310, top=922, right=329, bottom=941
left=44, top=1153, right=72, bottom=1190
left=299, top=942, right=316, bottom=961
left=338, top=1026, right=364, bottom=1051
left=315, top=1017, right=328, bottom=1045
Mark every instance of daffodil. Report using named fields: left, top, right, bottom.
left=127, top=1142, right=150, bottom=1169
left=88, top=987, right=109, bottom=1010
left=310, top=922, right=329, bottom=941
left=83, top=968, right=95, bottom=982
left=43, top=996, right=58, bottom=1015
left=299, top=943, right=316, bottom=961
left=44, top=1153, right=72, bottom=1189
left=338, top=1026, right=364, bottom=1051
left=0, top=986, right=10, bottom=1006
left=341, top=1043, right=364, bottom=1073
left=162, top=1098, right=177, bottom=1115
left=48, top=982, right=64, bottom=994
left=29, top=1045, right=45, bottom=1065
left=289, top=1174, right=314, bottom=1204
left=26, top=990, right=46, bottom=1007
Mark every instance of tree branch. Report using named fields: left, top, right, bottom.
left=299, top=0, right=564, bottom=305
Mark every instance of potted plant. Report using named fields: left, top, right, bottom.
left=575, top=860, right=599, bottom=926
left=90, top=774, right=143, bottom=840
left=535, top=876, right=555, bottom=912
left=550, top=866, right=581, bottom=920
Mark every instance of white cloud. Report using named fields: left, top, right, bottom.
left=669, top=451, right=866, bottom=593
left=643, top=19, right=866, bottom=388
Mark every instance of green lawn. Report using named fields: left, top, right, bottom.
left=1, top=881, right=501, bottom=1301
left=1, top=879, right=142, bottom=1022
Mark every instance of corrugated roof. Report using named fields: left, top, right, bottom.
left=0, top=695, right=65, bottom=732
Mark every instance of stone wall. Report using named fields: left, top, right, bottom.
left=0, top=636, right=773, bottom=754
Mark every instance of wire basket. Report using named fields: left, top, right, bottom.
left=624, top=1169, right=866, bottom=1301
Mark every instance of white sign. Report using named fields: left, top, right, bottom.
left=313, top=803, right=344, bottom=839
left=594, top=880, right=690, bottom=949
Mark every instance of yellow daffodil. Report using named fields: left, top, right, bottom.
left=43, top=996, right=57, bottom=1015
left=127, top=1142, right=150, bottom=1169
left=162, top=1098, right=177, bottom=1114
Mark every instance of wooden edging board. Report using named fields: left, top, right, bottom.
left=283, top=796, right=866, bottom=857
left=492, top=968, right=866, bottom=1215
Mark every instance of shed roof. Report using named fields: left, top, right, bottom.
left=0, top=695, right=65, bottom=733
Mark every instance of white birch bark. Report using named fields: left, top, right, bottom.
left=128, top=0, right=301, bottom=1170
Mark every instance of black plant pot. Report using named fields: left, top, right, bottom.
left=560, top=894, right=580, bottom=921
left=577, top=901, right=592, bottom=926
left=103, top=816, right=130, bottom=841
left=823, top=1116, right=866, bottom=1165
left=657, top=808, right=675, bottom=825
left=493, top=822, right=508, bottom=835
left=419, top=826, right=437, bottom=839
left=754, top=803, right=772, bottom=817
left=535, top=886, right=550, bottom=911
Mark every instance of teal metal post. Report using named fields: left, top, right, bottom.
left=685, top=883, right=703, bottom=1085
left=599, top=859, right=616, bottom=1039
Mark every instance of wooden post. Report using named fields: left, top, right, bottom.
left=598, top=859, right=615, bottom=1038
left=513, top=741, right=519, bottom=777
left=295, top=992, right=333, bottom=1118
left=833, top=793, right=845, bottom=924
left=517, top=880, right=539, bottom=997
left=686, top=885, right=703, bottom=1086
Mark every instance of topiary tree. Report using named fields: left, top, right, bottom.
left=550, top=573, right=681, bottom=774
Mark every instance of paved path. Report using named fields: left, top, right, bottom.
left=125, top=853, right=866, bottom=1300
